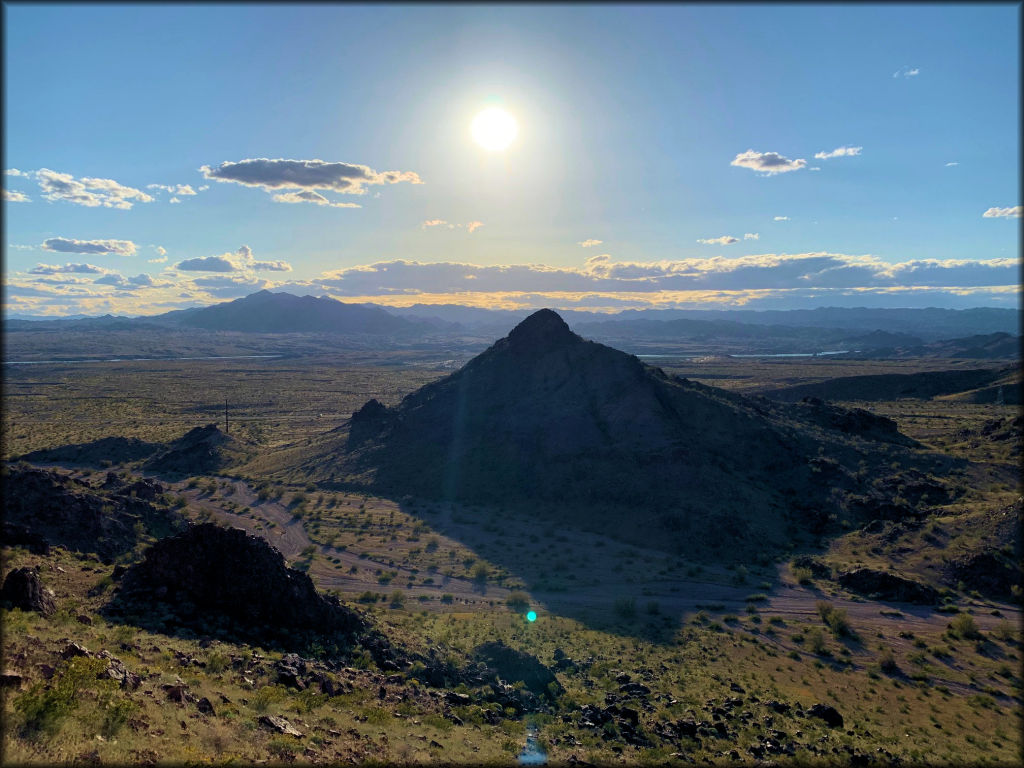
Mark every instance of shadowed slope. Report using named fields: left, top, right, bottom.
left=286, top=310, right=961, bottom=555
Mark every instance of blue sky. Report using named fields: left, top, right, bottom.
left=3, top=3, right=1020, bottom=316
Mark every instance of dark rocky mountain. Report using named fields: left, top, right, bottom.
left=18, top=436, right=161, bottom=466
left=322, top=309, right=959, bottom=555
left=153, top=290, right=419, bottom=334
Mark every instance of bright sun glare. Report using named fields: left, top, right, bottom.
left=470, top=107, right=518, bottom=151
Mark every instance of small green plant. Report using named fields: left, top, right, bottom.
left=505, top=591, right=530, bottom=612
left=948, top=613, right=981, bottom=640
left=613, top=597, right=636, bottom=620
left=817, top=601, right=852, bottom=637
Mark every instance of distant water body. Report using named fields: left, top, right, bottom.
left=637, top=350, right=851, bottom=360
left=4, top=354, right=283, bottom=365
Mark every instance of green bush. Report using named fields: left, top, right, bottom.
left=14, top=657, right=107, bottom=737
left=948, top=613, right=981, bottom=640
left=817, top=601, right=852, bottom=637
left=505, top=591, right=530, bottom=612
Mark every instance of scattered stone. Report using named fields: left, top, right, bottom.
left=61, top=642, right=92, bottom=659
left=837, top=568, right=938, bottom=605
left=259, top=715, right=303, bottom=737
left=76, top=614, right=93, bottom=626
left=1, top=567, right=57, bottom=616
left=807, top=704, right=844, bottom=728
left=1, top=671, right=24, bottom=688
left=473, top=641, right=563, bottom=698
left=196, top=697, right=215, bottom=716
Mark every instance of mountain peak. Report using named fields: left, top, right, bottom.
left=506, top=308, right=577, bottom=352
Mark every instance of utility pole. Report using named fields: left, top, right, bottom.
left=224, top=396, right=229, bottom=434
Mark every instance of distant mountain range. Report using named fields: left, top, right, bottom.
left=5, top=290, right=1020, bottom=357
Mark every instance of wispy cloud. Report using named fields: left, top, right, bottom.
left=148, top=246, right=168, bottom=264
left=147, top=183, right=197, bottom=196
left=42, top=237, right=137, bottom=256
left=4, top=169, right=29, bottom=177
left=173, top=245, right=293, bottom=273
left=893, top=66, right=921, bottom=78
left=200, top=158, right=422, bottom=207
left=743, top=233, right=759, bottom=240
left=94, top=273, right=162, bottom=289
left=982, top=206, right=1021, bottom=218
left=578, top=239, right=603, bottom=248
left=773, top=216, right=790, bottom=222
left=29, top=263, right=110, bottom=275
left=945, top=162, right=959, bottom=167
left=697, top=236, right=739, bottom=245
left=3, top=188, right=31, bottom=202
left=32, top=169, right=154, bottom=209
left=421, top=219, right=484, bottom=232
left=272, top=190, right=361, bottom=208
left=814, top=146, right=862, bottom=160
left=731, top=150, right=807, bottom=175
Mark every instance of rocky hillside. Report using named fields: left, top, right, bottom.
left=302, top=310, right=959, bottom=556
left=1, top=466, right=185, bottom=562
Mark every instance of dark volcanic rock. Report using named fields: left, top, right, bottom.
left=331, top=309, right=938, bottom=556
left=2, top=522, right=51, bottom=555
left=1, top=567, right=56, bottom=616
left=945, top=551, right=1019, bottom=599
left=837, top=568, right=939, bottom=605
left=2, top=466, right=185, bottom=561
left=108, top=524, right=367, bottom=647
left=473, top=640, right=563, bottom=699
left=807, top=703, right=844, bottom=728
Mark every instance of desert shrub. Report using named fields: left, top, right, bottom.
left=249, top=684, right=288, bottom=714
left=389, top=591, right=405, bottom=609
left=806, top=627, right=829, bottom=655
left=992, top=621, right=1016, bottom=643
left=745, top=593, right=768, bottom=602
left=267, top=736, right=302, bottom=758
left=878, top=647, right=900, bottom=674
left=506, top=591, right=530, bottom=612
left=206, top=651, right=229, bottom=674
left=613, top=598, right=636, bottom=620
left=14, top=656, right=107, bottom=737
left=100, top=695, right=139, bottom=739
left=817, top=601, right=852, bottom=637
left=441, top=594, right=454, bottom=604
left=948, top=613, right=981, bottom=640
left=793, top=567, right=814, bottom=585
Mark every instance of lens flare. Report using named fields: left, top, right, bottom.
left=471, top=107, right=518, bottom=151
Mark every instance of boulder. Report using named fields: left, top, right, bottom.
left=1, top=568, right=56, bottom=616
left=837, top=568, right=938, bottom=604
left=807, top=703, right=844, bottom=728
left=108, top=523, right=367, bottom=648
left=473, top=641, right=563, bottom=699
left=259, top=715, right=303, bottom=737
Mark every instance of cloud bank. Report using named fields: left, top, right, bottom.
left=173, top=245, right=293, bottom=273
left=3, top=188, right=31, bottom=202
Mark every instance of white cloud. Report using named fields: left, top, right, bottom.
left=982, top=206, right=1021, bottom=218
left=173, top=245, right=292, bottom=273
left=3, top=188, right=31, bottom=202
left=578, top=239, right=603, bottom=248
left=466, top=221, right=483, bottom=234
left=697, top=236, right=739, bottom=245
left=155, top=246, right=167, bottom=256
left=814, top=146, right=862, bottom=160
left=730, top=150, right=807, bottom=175
left=945, top=162, right=959, bottom=167
left=272, top=190, right=362, bottom=208
left=42, top=237, right=137, bottom=256
left=95, top=272, right=160, bottom=289
left=30, top=263, right=110, bottom=275
left=32, top=169, right=154, bottom=209
left=200, top=158, right=422, bottom=207
left=149, top=246, right=168, bottom=264
left=4, top=169, right=29, bottom=177
left=743, top=233, right=759, bottom=240
left=893, top=66, right=920, bottom=78
left=773, top=216, right=790, bottom=222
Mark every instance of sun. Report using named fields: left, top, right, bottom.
left=470, top=107, right=518, bottom=151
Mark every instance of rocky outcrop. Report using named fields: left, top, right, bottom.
left=107, top=523, right=367, bottom=649
left=795, top=397, right=916, bottom=446
left=142, top=424, right=234, bottom=476
left=1, top=568, right=56, bottom=616
left=472, top=641, right=563, bottom=699
left=837, top=568, right=938, bottom=605
left=2, top=466, right=185, bottom=562
left=807, top=703, right=844, bottom=728
left=945, top=551, right=1019, bottom=599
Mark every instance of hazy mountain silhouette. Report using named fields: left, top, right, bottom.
left=321, top=309, right=957, bottom=555
left=154, top=290, right=418, bottom=334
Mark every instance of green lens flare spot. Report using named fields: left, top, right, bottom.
left=526, top=611, right=537, bottom=622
